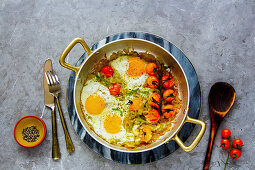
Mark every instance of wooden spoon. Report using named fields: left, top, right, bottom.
left=203, top=82, right=236, bottom=170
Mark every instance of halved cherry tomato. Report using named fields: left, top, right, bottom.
left=109, top=83, right=121, bottom=96
left=163, top=89, right=175, bottom=103
left=230, top=149, right=241, bottom=159
left=101, top=66, right=114, bottom=77
left=162, top=104, right=174, bottom=118
left=221, top=139, right=230, bottom=149
left=146, top=76, right=159, bottom=89
left=162, top=75, right=174, bottom=89
left=129, top=98, right=143, bottom=112
left=221, top=129, right=231, bottom=139
left=233, top=138, right=243, bottom=148
left=149, top=93, right=160, bottom=109
left=140, top=126, right=152, bottom=143
left=147, top=109, right=160, bottom=122
left=145, top=63, right=158, bottom=76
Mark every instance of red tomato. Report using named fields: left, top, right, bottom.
left=221, top=129, right=231, bottom=139
left=221, top=139, right=230, bottom=149
left=163, top=89, right=175, bottom=103
left=145, top=63, right=158, bottom=76
left=149, top=93, right=160, bottom=109
left=161, top=75, right=174, bottom=89
left=230, top=149, right=241, bottom=159
left=101, top=66, right=114, bottom=77
left=146, top=76, right=159, bottom=89
left=109, top=83, right=121, bottom=96
left=147, top=109, right=160, bottom=122
left=233, top=138, right=243, bottom=148
left=162, top=104, right=174, bottom=118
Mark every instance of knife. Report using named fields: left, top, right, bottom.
left=44, top=59, right=60, bottom=160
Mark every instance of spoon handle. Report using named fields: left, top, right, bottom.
left=203, top=120, right=219, bottom=170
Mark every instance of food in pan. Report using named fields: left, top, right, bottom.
left=80, top=49, right=182, bottom=148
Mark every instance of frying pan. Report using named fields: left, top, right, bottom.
left=59, top=37, right=206, bottom=153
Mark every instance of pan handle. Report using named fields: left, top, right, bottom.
left=59, top=37, right=93, bottom=73
left=172, top=116, right=206, bottom=152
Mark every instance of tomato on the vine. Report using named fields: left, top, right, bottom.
left=230, top=149, right=241, bottom=159
left=221, top=128, right=231, bottom=138
left=146, top=63, right=158, bottom=76
left=221, top=139, right=230, bottom=149
left=233, top=138, right=243, bottom=148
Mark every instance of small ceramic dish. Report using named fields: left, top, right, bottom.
left=14, top=115, right=46, bottom=148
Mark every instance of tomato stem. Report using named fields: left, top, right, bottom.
left=224, top=152, right=230, bottom=170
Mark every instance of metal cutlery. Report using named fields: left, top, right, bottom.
left=44, top=59, right=60, bottom=160
left=45, top=71, right=75, bottom=153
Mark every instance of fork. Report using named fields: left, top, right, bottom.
left=45, top=71, right=75, bottom=153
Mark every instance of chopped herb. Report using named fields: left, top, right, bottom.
left=137, top=115, right=145, bottom=122
left=103, top=80, right=110, bottom=87
left=127, top=88, right=139, bottom=95
left=95, top=73, right=101, bottom=79
left=141, top=91, right=149, bottom=94
left=96, top=73, right=110, bottom=87
left=112, top=108, right=123, bottom=116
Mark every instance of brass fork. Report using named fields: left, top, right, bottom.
left=45, top=71, right=75, bottom=153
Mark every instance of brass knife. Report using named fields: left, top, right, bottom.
left=44, top=59, right=60, bottom=160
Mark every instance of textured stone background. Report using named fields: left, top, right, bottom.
left=1, top=0, right=254, bottom=169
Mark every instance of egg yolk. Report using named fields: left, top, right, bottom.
left=85, top=95, right=105, bottom=115
left=127, top=57, right=145, bottom=77
left=104, top=114, right=122, bottom=134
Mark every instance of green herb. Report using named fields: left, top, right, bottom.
left=137, top=115, right=145, bottom=122
left=127, top=88, right=139, bottom=95
left=112, top=108, right=123, bottom=116
left=22, top=126, right=40, bottom=142
left=96, top=73, right=110, bottom=87
left=95, top=73, right=101, bottom=79
left=141, top=91, right=149, bottom=94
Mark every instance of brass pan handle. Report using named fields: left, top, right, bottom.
left=59, top=37, right=93, bottom=73
left=172, top=116, right=206, bottom=152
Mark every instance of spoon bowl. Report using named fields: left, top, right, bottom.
left=203, top=82, right=235, bottom=170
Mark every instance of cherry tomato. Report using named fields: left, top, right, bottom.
left=147, top=109, right=160, bottom=122
left=221, top=129, right=231, bottom=139
left=161, top=75, right=174, bottom=89
left=233, top=138, right=243, bottom=148
left=221, top=139, right=231, bottom=149
left=162, top=104, right=174, bottom=118
left=109, top=83, right=121, bottom=96
left=146, top=76, right=159, bottom=89
left=129, top=98, right=143, bottom=112
left=145, top=63, right=158, bottom=76
left=149, top=93, right=160, bottom=109
left=101, top=66, right=114, bottom=77
left=163, top=89, right=175, bottom=103
left=230, top=149, right=241, bottom=159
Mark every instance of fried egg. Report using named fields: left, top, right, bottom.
left=110, top=56, right=149, bottom=90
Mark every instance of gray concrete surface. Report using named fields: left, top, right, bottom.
left=1, top=0, right=254, bottom=169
